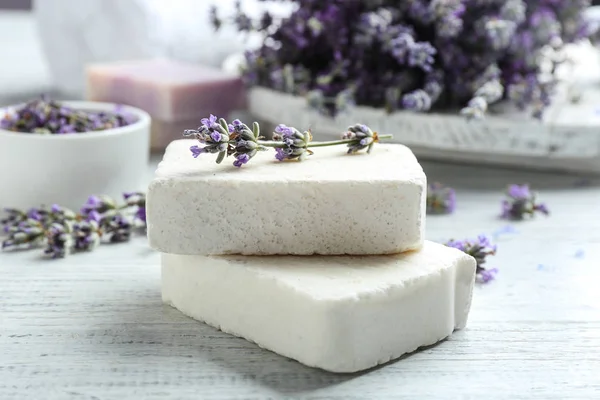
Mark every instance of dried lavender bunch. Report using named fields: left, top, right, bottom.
left=213, top=1, right=591, bottom=119
left=501, top=184, right=549, bottom=220
left=0, top=96, right=136, bottom=134
left=1, top=192, right=146, bottom=258
left=446, top=235, right=498, bottom=283
left=427, top=182, right=456, bottom=214
left=183, top=115, right=392, bottom=167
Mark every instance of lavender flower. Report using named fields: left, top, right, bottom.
left=1, top=208, right=29, bottom=233
left=183, top=114, right=232, bottom=164
left=342, top=124, right=380, bottom=154
left=73, top=219, right=101, bottom=251
left=2, top=190, right=147, bottom=258
left=2, top=220, right=45, bottom=250
left=501, top=184, right=549, bottom=220
left=407, top=42, right=436, bottom=72
left=214, top=1, right=591, bottom=119
left=426, top=183, right=456, bottom=214
left=0, top=96, right=135, bottom=134
left=272, top=124, right=313, bottom=161
left=103, top=214, right=133, bottom=243
left=403, top=89, right=432, bottom=112
left=80, top=195, right=116, bottom=217
left=44, top=223, right=73, bottom=258
left=231, top=119, right=267, bottom=167
left=446, top=235, right=498, bottom=283
left=123, top=192, right=146, bottom=224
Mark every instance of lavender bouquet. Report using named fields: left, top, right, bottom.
left=212, top=0, right=591, bottom=119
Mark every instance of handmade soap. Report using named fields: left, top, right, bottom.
left=162, top=240, right=476, bottom=373
left=86, top=59, right=246, bottom=122
left=147, top=139, right=426, bottom=255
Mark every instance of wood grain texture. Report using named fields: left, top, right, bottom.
left=1, top=157, right=600, bottom=400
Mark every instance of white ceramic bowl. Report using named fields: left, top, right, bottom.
left=0, top=101, right=150, bottom=212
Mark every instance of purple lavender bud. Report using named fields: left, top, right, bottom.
left=27, top=208, right=43, bottom=221
left=43, top=223, right=72, bottom=258
left=389, top=33, right=414, bottom=62
left=275, top=148, right=287, bottom=161
left=81, top=195, right=115, bottom=216
left=274, top=124, right=295, bottom=138
left=407, top=42, right=436, bottom=72
left=501, top=184, right=548, bottom=220
left=477, top=268, right=498, bottom=283
left=201, top=114, right=218, bottom=129
left=534, top=203, right=549, bottom=215
left=446, top=235, right=497, bottom=283
left=190, top=145, right=206, bottom=158
left=482, top=18, right=517, bottom=50
left=437, top=14, right=463, bottom=38
left=426, top=183, right=456, bottom=214
left=407, top=0, right=434, bottom=24
left=136, top=207, right=147, bottom=223
left=508, top=184, right=530, bottom=199
left=233, top=153, right=251, bottom=168
left=211, top=131, right=223, bottom=142
left=402, top=90, right=432, bottom=112
left=87, top=210, right=102, bottom=223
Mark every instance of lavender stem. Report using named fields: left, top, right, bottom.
left=257, top=134, right=393, bottom=149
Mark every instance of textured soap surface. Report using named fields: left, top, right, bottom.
left=86, top=59, right=246, bottom=121
left=162, top=240, right=476, bottom=373
left=147, top=139, right=426, bottom=255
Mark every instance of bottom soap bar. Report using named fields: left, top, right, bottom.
left=161, top=241, right=476, bottom=373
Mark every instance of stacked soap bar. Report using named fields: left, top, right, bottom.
left=147, top=140, right=476, bottom=373
left=86, top=60, right=246, bottom=150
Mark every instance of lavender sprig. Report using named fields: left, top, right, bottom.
left=184, top=116, right=392, bottom=168
left=1, top=192, right=147, bottom=258
left=446, top=235, right=498, bottom=283
left=427, top=183, right=456, bottom=214
left=501, top=184, right=549, bottom=220
left=0, top=96, right=136, bottom=134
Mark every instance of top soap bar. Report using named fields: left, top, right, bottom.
left=86, top=59, right=246, bottom=121
left=147, top=139, right=426, bottom=256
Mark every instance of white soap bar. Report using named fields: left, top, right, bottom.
left=148, top=139, right=426, bottom=255
left=162, top=241, right=476, bottom=373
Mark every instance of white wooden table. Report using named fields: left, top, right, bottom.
left=1, top=156, right=599, bottom=399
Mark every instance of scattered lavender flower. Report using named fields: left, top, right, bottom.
left=446, top=235, right=498, bottom=283
left=184, top=118, right=392, bottom=166
left=73, top=219, right=101, bottom=251
left=0, top=96, right=136, bottom=134
left=1, top=208, right=29, bottom=233
left=80, top=195, right=117, bottom=217
left=1, top=191, right=147, bottom=258
left=501, top=184, right=549, bottom=220
left=103, top=214, right=133, bottom=243
left=44, top=223, right=73, bottom=259
left=123, top=192, right=146, bottom=224
left=426, top=183, right=456, bottom=214
left=2, top=220, right=45, bottom=250
left=212, top=1, right=591, bottom=119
